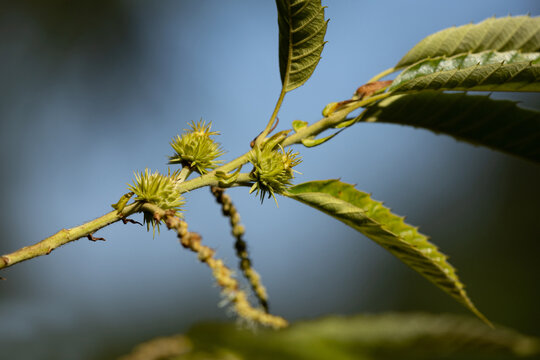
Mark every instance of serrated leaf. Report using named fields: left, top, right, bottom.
left=286, top=180, right=489, bottom=324
left=171, top=314, right=540, bottom=360
left=276, top=0, right=328, bottom=92
left=389, top=50, right=540, bottom=93
left=396, top=15, right=540, bottom=69
left=358, top=91, right=540, bottom=162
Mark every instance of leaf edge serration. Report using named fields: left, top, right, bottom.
left=276, top=0, right=329, bottom=92
left=395, top=15, right=540, bottom=69
left=287, top=179, right=490, bottom=325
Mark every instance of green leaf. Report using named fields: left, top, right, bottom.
left=358, top=91, right=540, bottom=163
left=389, top=50, right=540, bottom=93
left=396, top=15, right=540, bottom=69
left=276, top=0, right=328, bottom=92
left=162, top=314, right=540, bottom=360
left=286, top=180, right=489, bottom=324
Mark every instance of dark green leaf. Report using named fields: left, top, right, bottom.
left=162, top=314, right=540, bottom=360
left=396, top=16, right=540, bottom=69
left=118, top=335, right=190, bottom=360
left=358, top=91, right=540, bottom=162
left=389, top=50, right=540, bottom=93
left=276, top=0, right=328, bottom=92
left=286, top=180, right=489, bottom=324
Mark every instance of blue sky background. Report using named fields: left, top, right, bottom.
left=1, top=1, right=539, bottom=359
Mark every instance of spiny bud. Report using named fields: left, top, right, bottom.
left=248, top=145, right=301, bottom=203
left=128, top=169, right=185, bottom=233
left=169, top=120, right=224, bottom=174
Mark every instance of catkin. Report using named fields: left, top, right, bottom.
left=210, top=186, right=269, bottom=312
left=156, top=209, right=285, bottom=329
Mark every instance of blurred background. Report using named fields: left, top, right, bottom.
left=0, top=1, right=539, bottom=359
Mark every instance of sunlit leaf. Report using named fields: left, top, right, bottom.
left=276, top=0, right=328, bottom=92
left=286, top=180, right=489, bottom=324
left=389, top=50, right=540, bottom=93
left=358, top=91, right=540, bottom=163
left=396, top=16, right=540, bottom=69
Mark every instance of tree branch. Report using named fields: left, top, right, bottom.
left=0, top=92, right=383, bottom=273
left=0, top=203, right=141, bottom=270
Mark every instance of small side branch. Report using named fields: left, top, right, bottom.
left=211, top=186, right=269, bottom=312
left=282, top=92, right=391, bottom=147
left=147, top=203, right=286, bottom=329
left=0, top=91, right=385, bottom=274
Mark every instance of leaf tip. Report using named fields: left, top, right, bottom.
left=472, top=306, right=494, bottom=328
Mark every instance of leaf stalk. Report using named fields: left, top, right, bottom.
left=254, top=88, right=287, bottom=147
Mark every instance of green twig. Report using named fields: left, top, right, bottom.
left=282, top=92, right=391, bottom=147
left=0, top=203, right=141, bottom=270
left=1, top=92, right=384, bottom=273
left=0, top=174, right=254, bottom=272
